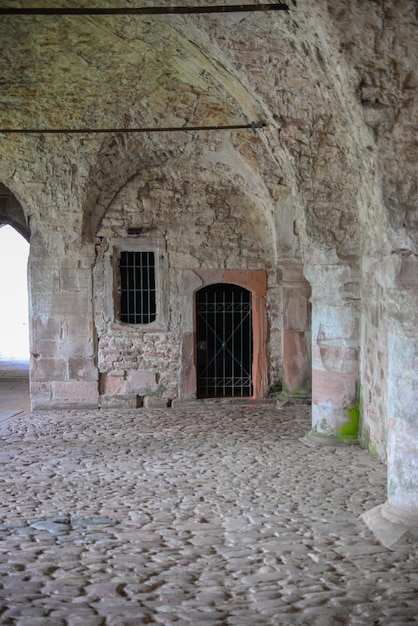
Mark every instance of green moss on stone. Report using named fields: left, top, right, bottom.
left=339, top=403, right=360, bottom=438
left=311, top=401, right=360, bottom=443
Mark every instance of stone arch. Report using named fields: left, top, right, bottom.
left=82, top=127, right=293, bottom=253
left=82, top=133, right=173, bottom=242
left=0, top=183, right=31, bottom=242
left=92, top=153, right=278, bottom=407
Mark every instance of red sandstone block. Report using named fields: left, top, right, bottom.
left=53, top=381, right=98, bottom=405
left=99, top=374, right=126, bottom=395
left=61, top=318, right=93, bottom=341
left=312, top=345, right=359, bottom=373
left=312, top=369, right=357, bottom=407
left=283, top=289, right=310, bottom=331
left=32, top=357, right=67, bottom=381
left=126, top=370, right=157, bottom=394
left=283, top=331, right=311, bottom=393
left=68, top=358, right=98, bottom=380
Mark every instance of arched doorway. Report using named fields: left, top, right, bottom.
left=0, top=225, right=29, bottom=363
left=196, top=283, right=253, bottom=399
left=179, top=269, right=268, bottom=401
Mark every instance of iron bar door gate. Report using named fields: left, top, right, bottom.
left=196, top=284, right=253, bottom=398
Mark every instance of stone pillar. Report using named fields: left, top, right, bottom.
left=361, top=253, right=418, bottom=549
left=278, top=261, right=311, bottom=397
left=303, top=262, right=360, bottom=445
left=29, top=238, right=98, bottom=409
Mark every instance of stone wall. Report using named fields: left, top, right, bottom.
left=341, top=0, right=418, bottom=457
left=93, top=161, right=285, bottom=406
left=29, top=236, right=98, bottom=410
left=360, top=273, right=389, bottom=460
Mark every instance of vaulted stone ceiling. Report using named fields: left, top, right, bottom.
left=1, top=0, right=416, bottom=259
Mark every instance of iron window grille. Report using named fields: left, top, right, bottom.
left=119, top=250, right=156, bottom=324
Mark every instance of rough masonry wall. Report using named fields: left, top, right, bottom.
left=360, top=277, right=389, bottom=460
left=93, top=149, right=279, bottom=405
left=330, top=0, right=418, bottom=455
left=329, top=0, right=418, bottom=235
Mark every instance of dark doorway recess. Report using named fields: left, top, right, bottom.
left=196, top=283, right=253, bottom=398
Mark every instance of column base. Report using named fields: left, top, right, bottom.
left=361, top=503, right=418, bottom=551
left=300, top=430, right=359, bottom=447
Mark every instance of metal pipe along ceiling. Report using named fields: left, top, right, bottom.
left=0, top=4, right=289, bottom=16
left=0, top=123, right=267, bottom=135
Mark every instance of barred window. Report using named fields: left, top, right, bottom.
left=119, top=251, right=156, bottom=324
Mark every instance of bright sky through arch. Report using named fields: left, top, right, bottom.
left=0, top=225, right=29, bottom=359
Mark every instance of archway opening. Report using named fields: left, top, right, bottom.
left=0, top=225, right=30, bottom=366
left=196, top=283, right=253, bottom=399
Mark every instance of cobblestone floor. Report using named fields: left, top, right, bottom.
left=0, top=402, right=417, bottom=625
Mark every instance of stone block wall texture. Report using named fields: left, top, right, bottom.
left=29, top=248, right=98, bottom=409
left=93, top=170, right=280, bottom=404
